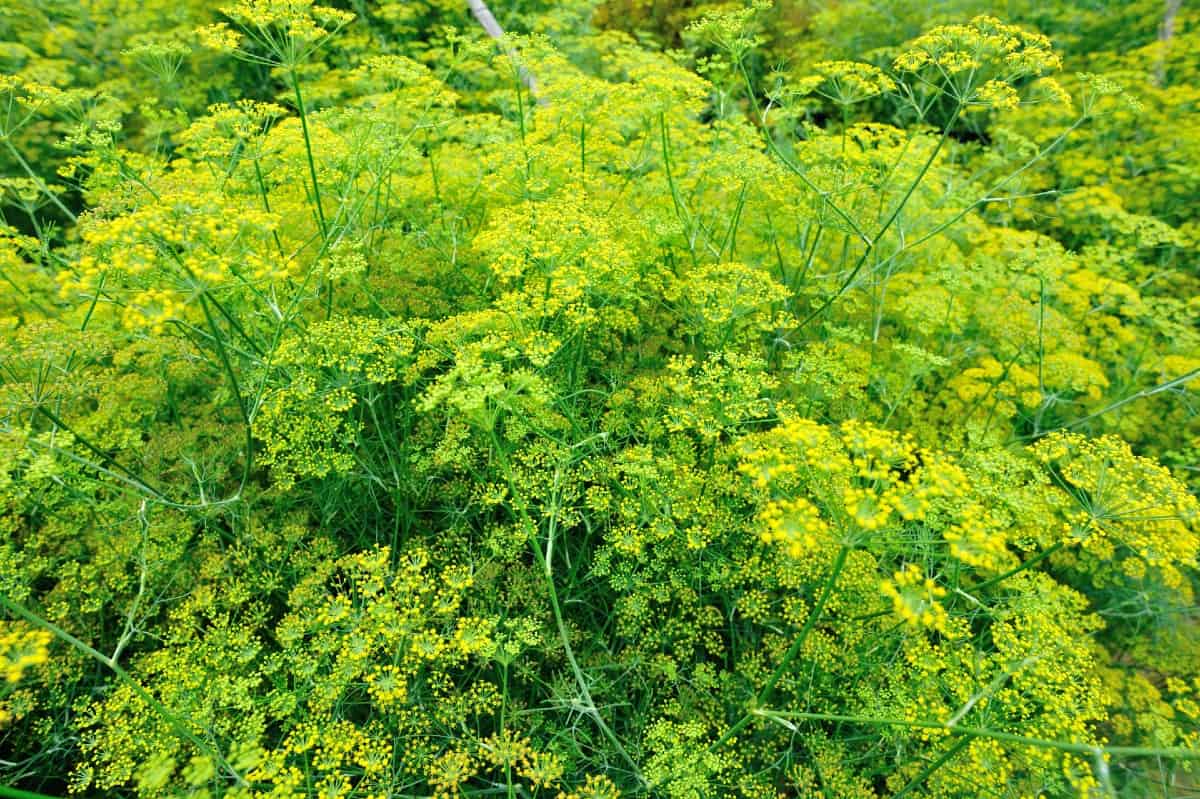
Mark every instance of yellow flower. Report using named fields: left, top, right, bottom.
left=1, top=629, right=51, bottom=685
left=759, top=497, right=829, bottom=557
left=882, top=564, right=950, bottom=634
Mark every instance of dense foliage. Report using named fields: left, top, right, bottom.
left=1, top=1, right=1198, bottom=797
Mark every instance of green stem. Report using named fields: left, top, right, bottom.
left=754, top=709, right=1200, bottom=760
left=528, top=538, right=644, bottom=784
left=969, top=541, right=1064, bottom=593
left=501, top=662, right=514, bottom=799
left=198, top=294, right=253, bottom=497
left=290, top=70, right=328, bottom=241
left=0, top=786, right=62, bottom=799
left=736, top=62, right=870, bottom=247
left=659, top=113, right=699, bottom=269
left=807, top=114, right=1088, bottom=330
left=795, top=103, right=962, bottom=331
left=251, top=155, right=288, bottom=259
left=30, top=403, right=166, bottom=501
left=711, top=544, right=851, bottom=752
left=891, top=736, right=972, bottom=798
left=1058, top=367, right=1200, bottom=434
left=2, top=139, right=77, bottom=223
left=489, top=434, right=645, bottom=787
left=290, top=69, right=332, bottom=318
left=0, top=595, right=245, bottom=785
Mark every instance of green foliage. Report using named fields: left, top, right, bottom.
left=1, top=1, right=1198, bottom=798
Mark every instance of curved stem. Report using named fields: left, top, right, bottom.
left=527, top=539, right=645, bottom=786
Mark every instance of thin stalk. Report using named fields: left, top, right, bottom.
left=660, top=113, right=699, bottom=268
left=795, top=103, right=962, bottom=331
left=528, top=539, right=645, bottom=786
left=203, top=290, right=267, bottom=358
left=736, top=63, right=871, bottom=247
left=489, top=433, right=645, bottom=787
left=711, top=544, right=851, bottom=752
left=0, top=786, right=62, bottom=799
left=753, top=708, right=1200, bottom=760
left=289, top=68, right=332, bottom=319
left=775, top=95, right=1087, bottom=346
left=500, top=662, right=515, bottom=799
left=19, top=431, right=241, bottom=512
left=891, top=737, right=972, bottom=799
left=30, top=403, right=167, bottom=501
left=251, top=155, right=288, bottom=259
left=109, top=501, right=150, bottom=666
left=290, top=69, right=328, bottom=241
left=721, top=180, right=749, bottom=261
left=1061, top=368, right=1199, bottom=432
left=2, top=139, right=77, bottom=223
left=198, top=294, right=254, bottom=497
left=860, top=115, right=1088, bottom=279
left=969, top=542, right=1066, bottom=593
left=0, top=594, right=245, bottom=785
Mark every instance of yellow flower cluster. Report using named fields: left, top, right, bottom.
left=1035, top=431, right=1200, bottom=591
left=881, top=563, right=950, bottom=634
left=741, top=417, right=977, bottom=553
left=892, top=15, right=1064, bottom=113
left=893, top=16, right=1061, bottom=79
left=60, top=176, right=294, bottom=332
left=558, top=774, right=621, bottom=799
left=943, top=506, right=1012, bottom=573
left=213, top=0, right=354, bottom=66
left=0, top=628, right=49, bottom=685
left=0, top=627, right=51, bottom=727
left=737, top=417, right=844, bottom=489
left=759, top=497, right=828, bottom=558
left=807, top=60, right=897, bottom=105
